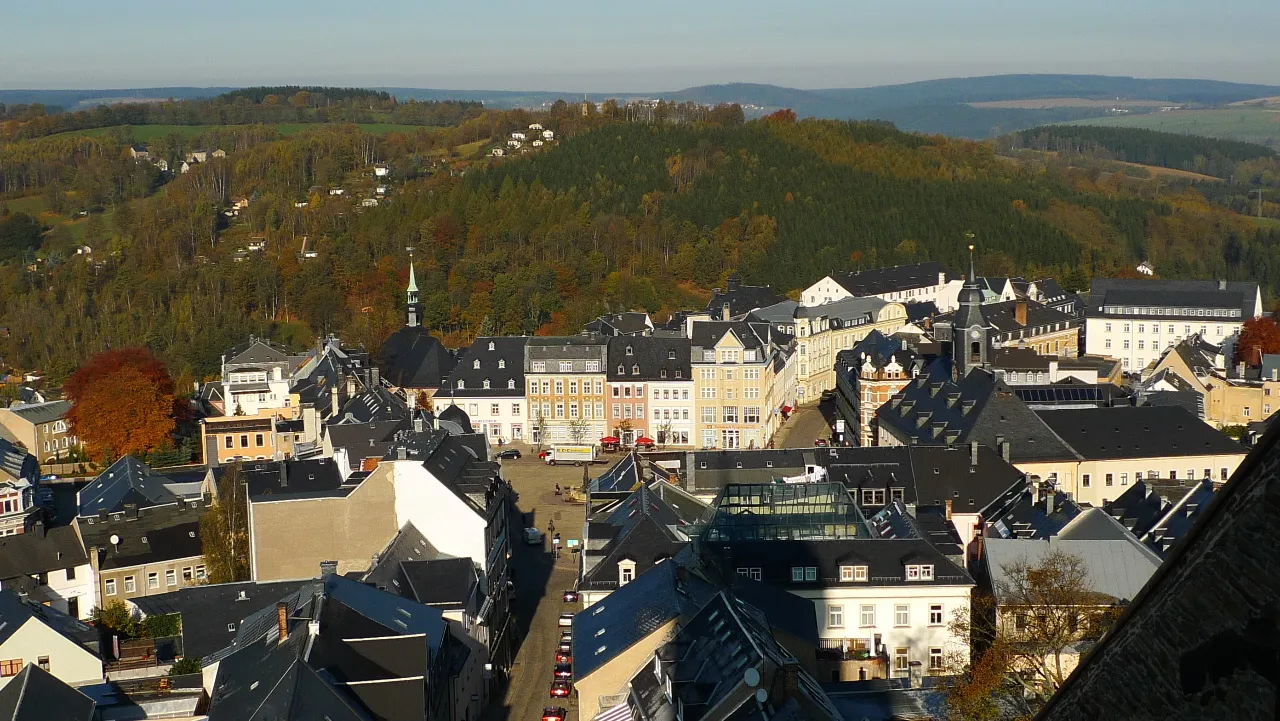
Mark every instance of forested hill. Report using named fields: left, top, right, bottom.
left=1003, top=125, right=1276, bottom=178
left=3, top=111, right=1280, bottom=382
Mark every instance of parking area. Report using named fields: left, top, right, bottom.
left=488, top=444, right=596, bottom=721
left=773, top=399, right=837, bottom=448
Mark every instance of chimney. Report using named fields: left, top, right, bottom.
left=370, top=367, right=379, bottom=387
left=722, top=302, right=731, bottom=321
left=279, top=462, right=288, bottom=488
left=1236, top=362, right=1245, bottom=378
left=727, top=275, right=741, bottom=293
left=320, top=560, right=338, bottom=577
left=330, top=388, right=340, bottom=417
left=1000, top=441, right=1011, bottom=462
left=1218, top=279, right=1228, bottom=290
left=33, top=520, right=45, bottom=538
left=969, top=441, right=979, bottom=467
left=1045, top=492, right=1055, bottom=516
left=276, top=602, right=289, bottom=644
left=781, top=663, right=801, bottom=699
left=406, top=391, right=416, bottom=411
left=944, top=499, right=953, bottom=520
left=1015, top=299, right=1028, bottom=327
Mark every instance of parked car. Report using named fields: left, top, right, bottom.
left=556, top=651, right=572, bottom=664
left=543, top=708, right=567, bottom=721
left=560, top=630, right=573, bottom=641
left=524, top=528, right=544, bottom=545
left=557, top=639, right=572, bottom=653
left=557, top=613, right=574, bottom=627
left=553, top=663, right=573, bottom=680
left=813, top=438, right=829, bottom=447
left=496, top=448, right=522, bottom=460
left=562, top=590, right=580, bottom=603
left=550, top=682, right=572, bottom=698
left=538, top=450, right=551, bottom=459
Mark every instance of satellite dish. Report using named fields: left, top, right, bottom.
left=108, top=534, right=120, bottom=546
left=755, top=689, right=768, bottom=704
left=743, top=668, right=760, bottom=688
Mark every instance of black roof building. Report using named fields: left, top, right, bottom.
left=0, top=523, right=88, bottom=592
left=606, top=337, right=691, bottom=382
left=581, top=483, right=700, bottom=595
left=587, top=312, right=655, bottom=337
left=130, top=580, right=316, bottom=662
left=706, top=275, right=788, bottom=320
left=442, top=337, right=529, bottom=398
left=1086, top=277, right=1262, bottom=322
left=828, top=261, right=954, bottom=298
left=1034, top=406, right=1244, bottom=460
left=78, top=455, right=202, bottom=517
left=0, top=663, right=95, bottom=721
left=378, top=328, right=456, bottom=391
left=79, top=503, right=204, bottom=572
left=707, top=537, right=973, bottom=589
left=0, top=588, right=99, bottom=656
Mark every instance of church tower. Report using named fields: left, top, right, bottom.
left=951, top=244, right=990, bottom=379
left=406, top=255, right=421, bottom=328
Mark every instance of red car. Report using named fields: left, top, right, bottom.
left=562, top=590, right=579, bottom=603
left=543, top=708, right=567, bottom=721
left=553, top=663, right=573, bottom=680
left=550, top=682, right=572, bottom=698
left=556, top=651, right=573, bottom=664
left=813, top=438, right=829, bottom=447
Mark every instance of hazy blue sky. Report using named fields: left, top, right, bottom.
left=4, top=0, right=1278, bottom=90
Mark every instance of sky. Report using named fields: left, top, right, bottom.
left=3, top=0, right=1279, bottom=91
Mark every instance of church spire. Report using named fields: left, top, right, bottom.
left=406, top=249, right=421, bottom=327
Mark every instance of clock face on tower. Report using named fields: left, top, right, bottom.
left=969, top=329, right=982, bottom=339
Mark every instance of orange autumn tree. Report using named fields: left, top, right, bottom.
left=65, top=348, right=178, bottom=461
left=1235, top=316, right=1280, bottom=366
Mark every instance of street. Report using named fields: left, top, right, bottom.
left=489, top=445, right=594, bottom=721
left=773, top=399, right=837, bottom=448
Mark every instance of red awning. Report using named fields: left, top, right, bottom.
left=782, top=406, right=793, bottom=414
left=636, top=436, right=655, bottom=445
left=600, top=436, right=621, bottom=444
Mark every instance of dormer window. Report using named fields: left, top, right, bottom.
left=906, top=564, right=934, bottom=581
left=508, top=379, right=516, bottom=389
left=632, top=364, right=640, bottom=375
left=626, top=345, right=634, bottom=356
left=618, top=559, right=637, bottom=586
left=675, top=370, right=683, bottom=378
left=498, top=359, right=506, bottom=369
left=668, top=350, right=676, bottom=360
left=488, top=341, right=495, bottom=351
left=473, top=359, right=481, bottom=369
left=483, top=379, right=491, bottom=389
left=660, top=369, right=667, bottom=379
left=457, top=380, right=465, bottom=389
left=618, top=364, right=625, bottom=374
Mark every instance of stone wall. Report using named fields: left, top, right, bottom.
left=1037, top=430, right=1280, bottom=721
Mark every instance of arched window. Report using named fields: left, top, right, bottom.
left=969, top=342, right=981, bottom=363
left=632, top=365, right=640, bottom=375
left=473, top=359, right=480, bottom=369
left=457, top=380, right=465, bottom=389
left=488, top=341, right=495, bottom=351
left=508, top=379, right=516, bottom=389
left=618, top=364, right=625, bottom=374
left=626, top=345, right=634, bottom=356
left=668, top=349, right=676, bottom=360
left=483, top=379, right=491, bottom=389
left=498, top=359, right=506, bottom=369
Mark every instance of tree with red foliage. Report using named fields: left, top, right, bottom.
left=1235, top=316, right=1280, bottom=366
left=763, top=108, right=797, bottom=124
left=65, top=348, right=179, bottom=461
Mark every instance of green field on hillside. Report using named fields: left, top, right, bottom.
left=49, top=123, right=434, bottom=142
left=1063, top=108, right=1280, bottom=147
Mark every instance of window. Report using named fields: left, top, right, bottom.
left=498, top=359, right=506, bottom=369
left=0, top=660, right=21, bottom=677
left=736, top=567, right=762, bottom=581
left=66, top=566, right=75, bottom=581
left=555, top=381, right=564, bottom=395
left=596, top=403, right=604, bottom=418
left=1244, top=407, right=1251, bottom=418
left=895, top=604, right=910, bottom=626
left=1204, top=468, right=1212, bottom=479
left=620, top=563, right=635, bottom=585
left=37, top=656, right=49, bottom=672
left=491, top=403, right=501, bottom=416
left=240, top=435, right=249, bottom=448
left=1221, top=467, right=1229, bottom=481
left=906, top=565, right=921, bottom=581
left=148, top=572, right=159, bottom=589
left=921, top=565, right=934, bottom=581
left=930, top=604, right=944, bottom=625
left=828, top=604, right=844, bottom=628
left=861, top=489, right=886, bottom=506
left=1105, top=473, right=1114, bottom=486
left=224, top=436, right=233, bottom=449
left=1120, top=473, right=1128, bottom=486
left=124, top=576, right=136, bottom=593
left=559, top=361, right=572, bottom=373
left=512, top=403, right=521, bottom=415
left=482, top=379, right=490, bottom=389
left=860, top=604, right=876, bottom=627
left=569, top=381, right=578, bottom=394
left=166, top=569, right=177, bottom=586
left=474, top=359, right=481, bottom=369
left=929, top=648, right=944, bottom=672
left=255, top=433, right=264, bottom=447
left=791, top=566, right=805, bottom=582
left=182, top=567, right=193, bottom=582
left=744, top=407, right=761, bottom=424
left=805, top=566, right=817, bottom=581
left=894, top=648, right=910, bottom=673
left=702, top=407, right=717, bottom=423
left=105, top=578, right=117, bottom=595
left=700, top=386, right=716, bottom=399
left=632, top=364, right=640, bottom=375
left=586, top=361, right=600, bottom=373
left=839, top=565, right=855, bottom=582
left=722, top=407, right=739, bottom=423
left=555, top=403, right=564, bottom=418
left=196, top=565, right=207, bottom=580
left=854, top=565, right=868, bottom=582
left=570, top=403, right=579, bottom=419
left=1082, top=473, right=1091, bottom=488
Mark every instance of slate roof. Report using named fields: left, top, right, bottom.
left=384, top=428, right=501, bottom=516
left=847, top=329, right=921, bottom=369
left=442, top=336, right=529, bottom=397
left=905, top=301, right=939, bottom=323
left=588, top=452, right=643, bottom=495
left=223, top=338, right=295, bottom=367
left=689, top=321, right=769, bottom=352
left=1140, top=479, right=1217, bottom=558
left=334, top=386, right=408, bottom=425
left=984, top=535, right=1161, bottom=604
left=80, top=505, right=204, bottom=570
left=1261, top=353, right=1280, bottom=381
left=0, top=663, right=95, bottom=721
left=377, top=325, right=457, bottom=389
left=396, top=557, right=479, bottom=607
left=936, top=298, right=1075, bottom=335
left=705, top=276, right=787, bottom=319
left=1104, top=482, right=1170, bottom=539
left=0, top=588, right=98, bottom=654
left=1034, top=406, right=1245, bottom=460
left=607, top=337, right=691, bottom=381
left=825, top=678, right=946, bottom=721
left=572, top=560, right=717, bottom=679
left=326, top=418, right=411, bottom=461
left=582, top=483, right=694, bottom=592
left=0, top=438, right=37, bottom=485
left=708, top=538, right=973, bottom=588
left=78, top=456, right=182, bottom=516
left=1086, top=278, right=1260, bottom=319
left=130, top=580, right=315, bottom=662
left=240, top=458, right=353, bottom=500
left=362, top=522, right=446, bottom=588
left=587, top=313, right=654, bottom=336
left=986, top=490, right=1083, bottom=540
left=5, top=399, right=72, bottom=425
left=876, top=368, right=1081, bottom=463
left=830, top=262, right=954, bottom=297
left=0, top=523, right=87, bottom=579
